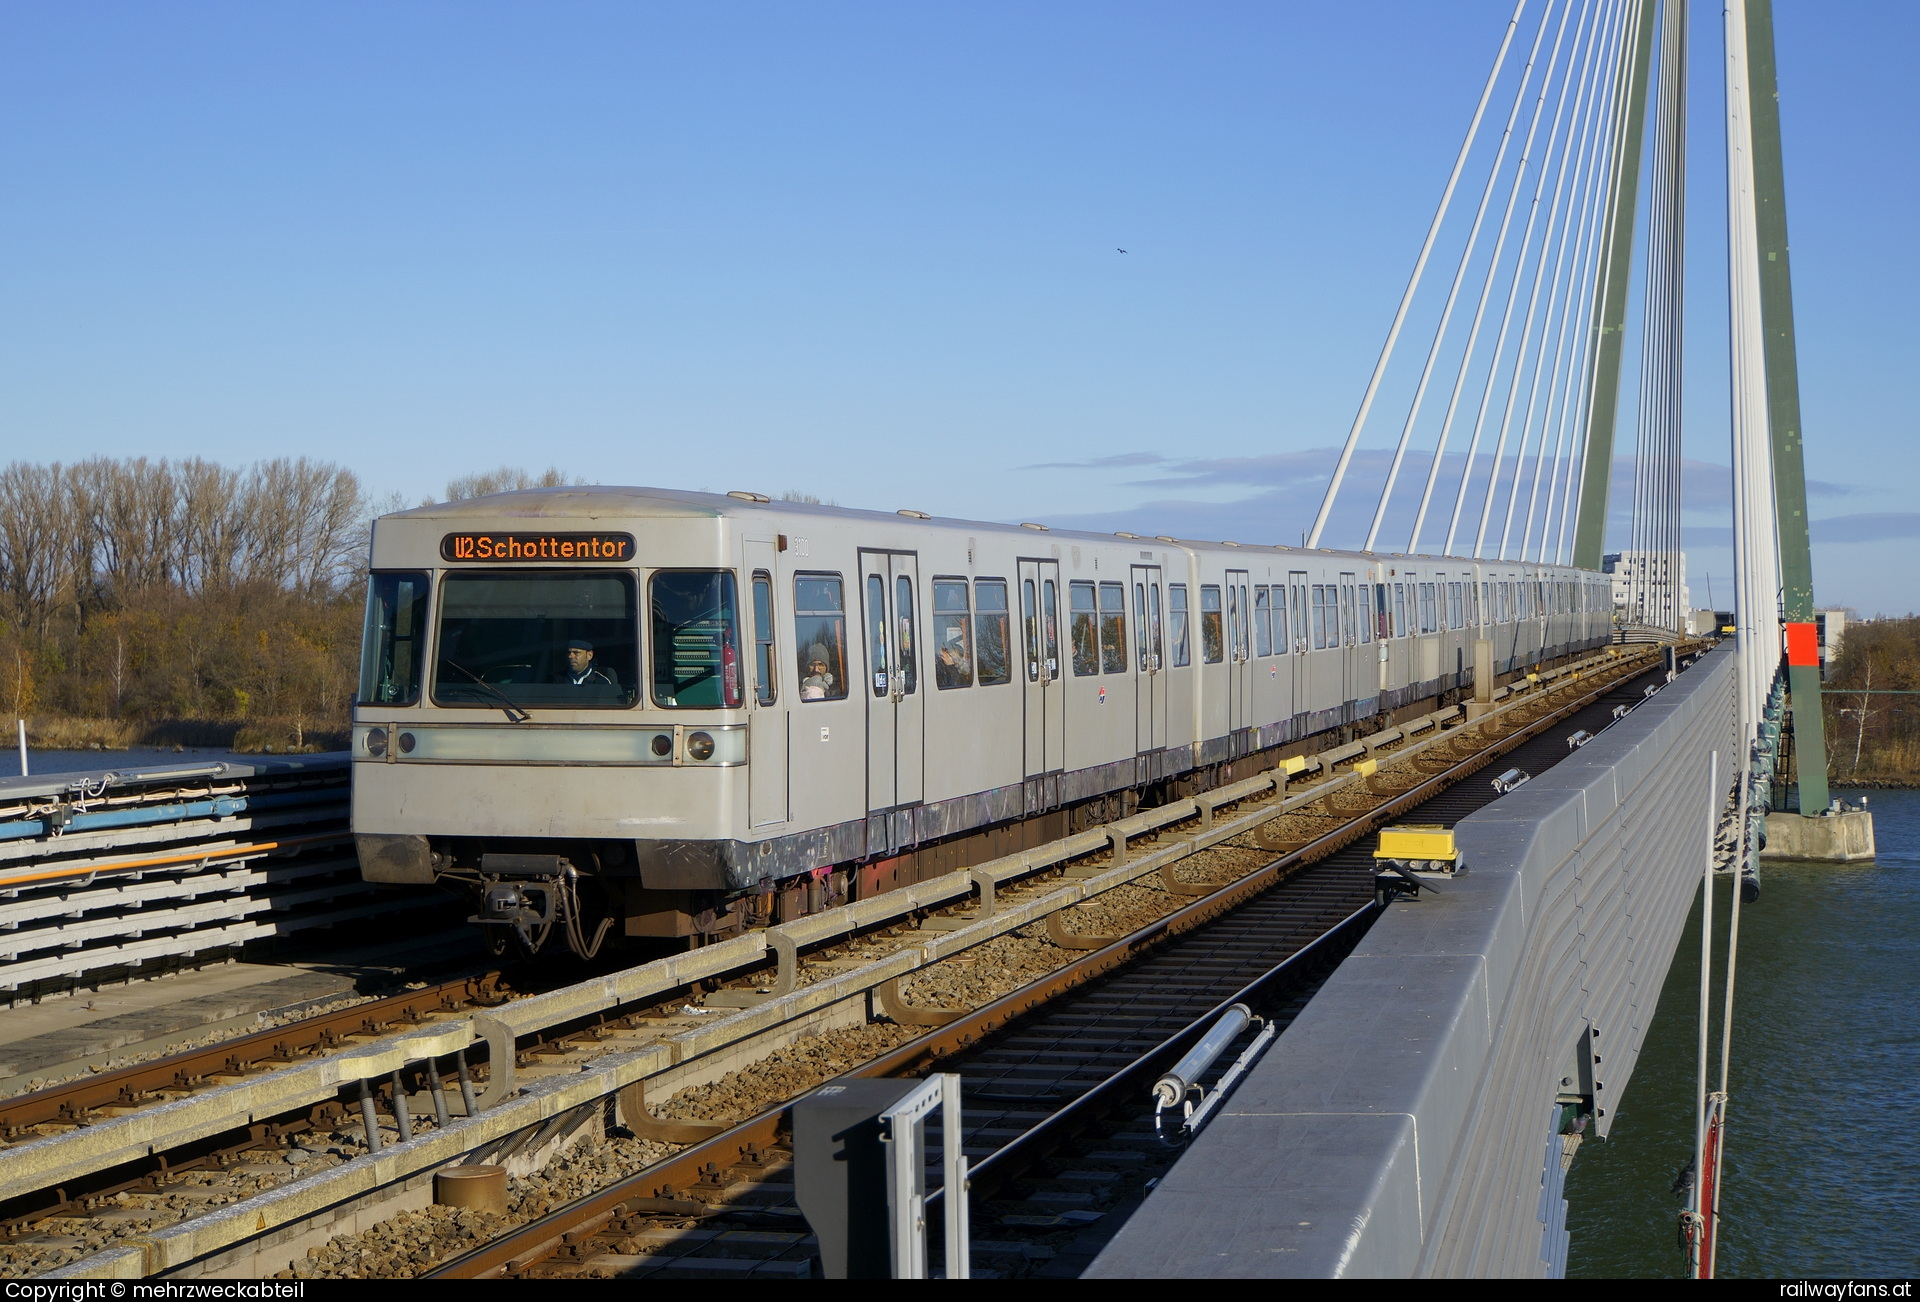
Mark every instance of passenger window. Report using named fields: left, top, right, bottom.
left=751, top=572, right=776, bottom=706
left=1169, top=584, right=1191, bottom=667
left=895, top=574, right=917, bottom=695
left=1375, top=583, right=1389, bottom=640
left=1149, top=582, right=1164, bottom=667
left=1201, top=585, right=1224, bottom=664
left=866, top=574, right=890, bottom=696
left=794, top=574, right=849, bottom=702
left=974, top=579, right=1012, bottom=685
left=933, top=579, right=973, bottom=690
left=1099, top=582, right=1126, bottom=673
left=1254, top=587, right=1272, bottom=657
left=1310, top=585, right=1327, bottom=650
left=651, top=570, right=741, bottom=709
left=1022, top=579, right=1040, bottom=682
left=1290, top=575, right=1308, bottom=650
left=1043, top=579, right=1061, bottom=679
left=1070, top=582, right=1098, bottom=676
left=1133, top=582, right=1148, bottom=669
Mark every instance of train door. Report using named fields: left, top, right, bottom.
left=1130, top=565, right=1166, bottom=754
left=744, top=542, right=787, bottom=828
left=859, top=550, right=924, bottom=813
left=1225, top=569, right=1252, bottom=739
left=1017, top=559, right=1064, bottom=777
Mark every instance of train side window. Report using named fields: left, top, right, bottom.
left=1099, top=581, right=1127, bottom=673
left=793, top=574, right=849, bottom=702
left=751, top=571, right=777, bottom=706
left=1043, top=579, right=1061, bottom=679
left=1149, top=582, right=1164, bottom=666
left=933, top=579, right=973, bottom=689
left=1273, top=584, right=1290, bottom=655
left=1375, top=583, right=1389, bottom=640
left=1070, top=581, right=1099, bottom=676
left=895, top=574, right=917, bottom=695
left=1133, top=581, right=1149, bottom=669
left=1254, top=586, right=1272, bottom=657
left=1450, top=582, right=1464, bottom=629
left=1200, top=585, right=1224, bottom=663
left=1338, top=576, right=1356, bottom=646
left=1289, top=573, right=1308, bottom=651
left=1309, top=584, right=1327, bottom=650
left=360, top=571, right=430, bottom=706
left=974, top=579, right=1012, bottom=685
left=1169, top=584, right=1191, bottom=667
left=866, top=574, right=890, bottom=696
left=651, top=570, right=741, bottom=709
left=1022, top=580, right=1040, bottom=682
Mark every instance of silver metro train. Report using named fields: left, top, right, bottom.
left=351, top=487, right=1611, bottom=954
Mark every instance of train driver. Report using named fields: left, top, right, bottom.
left=564, top=639, right=616, bottom=689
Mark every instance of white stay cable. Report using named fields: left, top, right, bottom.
left=1689, top=748, right=1719, bottom=1276
left=1472, top=0, right=1626, bottom=557
left=1447, top=0, right=1613, bottom=556
left=1520, top=0, right=1637, bottom=560
left=1305, top=0, right=1530, bottom=550
left=1499, top=0, right=1635, bottom=559
left=1547, top=0, right=1648, bottom=566
left=1407, top=0, right=1583, bottom=555
left=1625, top=0, right=1687, bottom=596
left=1361, top=1, right=1558, bottom=553
left=1725, top=0, right=1778, bottom=725
left=1524, top=0, right=1640, bottom=562
left=1523, top=0, right=1630, bottom=564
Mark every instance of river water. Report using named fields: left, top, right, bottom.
left=1567, top=787, right=1920, bottom=1278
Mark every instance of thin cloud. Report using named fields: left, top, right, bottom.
left=1810, top=513, right=1920, bottom=544
left=1021, top=452, right=1169, bottom=471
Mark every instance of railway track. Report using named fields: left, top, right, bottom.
left=14, top=645, right=1677, bottom=1280
left=412, top=652, right=1675, bottom=1281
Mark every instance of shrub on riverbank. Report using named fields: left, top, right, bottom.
left=1821, top=615, right=1920, bottom=781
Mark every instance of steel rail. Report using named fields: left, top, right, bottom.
left=0, top=968, right=511, bottom=1232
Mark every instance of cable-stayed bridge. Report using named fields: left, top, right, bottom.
left=1085, top=0, right=1859, bottom=1278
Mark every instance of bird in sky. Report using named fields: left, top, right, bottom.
left=1117, top=248, right=1128, bottom=253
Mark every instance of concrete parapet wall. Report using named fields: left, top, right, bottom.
left=1088, top=645, right=1738, bottom=1279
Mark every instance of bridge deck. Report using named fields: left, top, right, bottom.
left=1087, top=645, right=1736, bottom=1278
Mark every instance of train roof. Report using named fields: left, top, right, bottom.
left=388, top=485, right=1583, bottom=569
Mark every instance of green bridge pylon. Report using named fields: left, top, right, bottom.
left=1745, top=0, right=1829, bottom=814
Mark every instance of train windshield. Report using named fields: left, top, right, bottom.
left=432, top=572, right=639, bottom=710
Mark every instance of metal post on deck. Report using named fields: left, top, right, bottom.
left=881, top=1073, right=970, bottom=1279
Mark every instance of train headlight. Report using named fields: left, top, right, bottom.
left=365, top=728, right=388, bottom=758
left=650, top=733, right=673, bottom=758
left=686, top=731, right=716, bottom=762
left=398, top=731, right=416, bottom=754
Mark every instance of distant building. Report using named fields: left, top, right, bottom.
left=1602, top=551, right=1690, bottom=629
left=1815, top=608, right=1847, bottom=678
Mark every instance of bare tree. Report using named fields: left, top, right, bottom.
left=444, top=466, right=575, bottom=502
left=0, top=462, right=72, bottom=640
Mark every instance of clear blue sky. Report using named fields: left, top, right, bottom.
left=1, top=1, right=1911, bottom=613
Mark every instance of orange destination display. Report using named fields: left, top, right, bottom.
left=440, top=532, right=635, bottom=562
